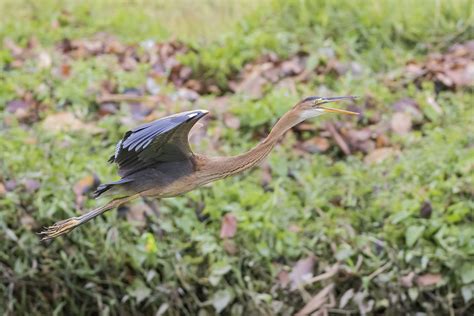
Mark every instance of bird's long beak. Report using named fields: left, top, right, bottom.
left=319, top=96, right=359, bottom=115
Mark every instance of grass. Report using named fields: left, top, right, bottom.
left=1, top=0, right=473, bottom=315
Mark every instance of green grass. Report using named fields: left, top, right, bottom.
left=1, top=0, right=473, bottom=315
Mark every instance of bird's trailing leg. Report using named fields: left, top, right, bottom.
left=39, top=194, right=139, bottom=241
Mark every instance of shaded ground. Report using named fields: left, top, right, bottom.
left=1, top=0, right=473, bottom=315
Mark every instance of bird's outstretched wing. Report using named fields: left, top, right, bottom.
left=109, top=110, right=208, bottom=177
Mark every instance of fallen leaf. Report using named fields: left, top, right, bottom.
left=156, top=303, right=169, bottom=316
left=345, top=128, right=375, bottom=153
left=288, top=224, right=302, bottom=233
left=23, top=179, right=40, bottom=193
left=0, top=183, right=6, bottom=196
left=327, top=123, right=351, bottom=155
left=416, top=273, right=442, bottom=287
left=42, top=112, right=104, bottom=133
left=60, top=63, right=71, bottom=77
left=7, top=99, right=29, bottom=113
left=98, top=103, right=118, bottom=116
left=280, top=56, right=304, bottom=76
left=119, top=201, right=155, bottom=227
left=426, top=96, right=443, bottom=114
left=392, top=98, right=424, bottom=123
left=177, top=88, right=199, bottom=102
left=37, top=51, right=52, bottom=69
left=222, top=239, right=238, bottom=255
left=339, top=288, right=354, bottom=309
left=234, top=63, right=272, bottom=99
left=353, top=291, right=374, bottom=315
left=289, top=255, right=315, bottom=290
left=211, top=289, right=234, bottom=313
left=223, top=113, right=240, bottom=129
left=405, top=41, right=474, bottom=90
left=364, top=148, right=398, bottom=165
left=301, top=137, right=330, bottom=153
left=220, top=213, right=237, bottom=239
left=20, top=213, right=36, bottom=230
left=128, top=280, right=151, bottom=304
left=6, top=99, right=38, bottom=123
left=5, top=180, right=17, bottom=191
left=347, top=128, right=371, bottom=142
left=73, top=175, right=100, bottom=208
left=277, top=270, right=290, bottom=288
left=390, top=112, right=412, bottom=135
left=295, top=283, right=334, bottom=316
left=401, top=272, right=416, bottom=288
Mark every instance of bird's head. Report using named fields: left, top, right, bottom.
left=294, top=96, right=359, bottom=120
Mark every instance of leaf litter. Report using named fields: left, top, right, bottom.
left=2, top=31, right=472, bottom=316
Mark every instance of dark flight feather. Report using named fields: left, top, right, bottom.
left=109, top=110, right=208, bottom=177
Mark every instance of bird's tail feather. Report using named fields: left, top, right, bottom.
left=92, top=178, right=134, bottom=198
left=92, top=184, right=112, bottom=198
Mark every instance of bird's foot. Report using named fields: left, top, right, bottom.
left=39, top=217, right=81, bottom=241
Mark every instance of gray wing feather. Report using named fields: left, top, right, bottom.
left=110, top=110, right=208, bottom=177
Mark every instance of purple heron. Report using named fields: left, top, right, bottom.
left=40, top=96, right=358, bottom=240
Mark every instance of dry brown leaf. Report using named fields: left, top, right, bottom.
left=277, top=270, right=290, bottom=288
left=375, top=134, right=390, bottom=148
left=339, top=288, right=354, bottom=309
left=280, top=56, right=304, bottom=76
left=220, top=213, right=237, bottom=239
left=222, top=239, right=238, bottom=255
left=364, top=148, right=398, bottom=165
left=406, top=41, right=474, bottom=89
left=0, top=183, right=6, bottom=196
left=234, top=66, right=268, bottom=99
left=301, top=137, right=330, bottom=153
left=416, top=273, right=442, bottom=287
left=392, top=98, right=424, bottom=123
left=400, top=272, right=416, bottom=288
left=306, top=263, right=340, bottom=285
left=426, top=96, right=443, bottom=114
left=223, top=113, right=240, bottom=129
left=42, top=112, right=104, bottom=133
left=346, top=128, right=375, bottom=153
left=122, top=201, right=154, bottom=227
left=6, top=99, right=37, bottom=123
left=390, top=112, right=412, bottom=135
left=73, top=175, right=100, bottom=208
left=295, top=283, right=334, bottom=316
left=288, top=224, right=302, bottom=233
left=20, top=213, right=36, bottom=230
left=5, top=180, right=17, bottom=191
left=289, top=255, right=315, bottom=290
left=327, top=123, right=351, bottom=155
left=23, top=179, right=40, bottom=193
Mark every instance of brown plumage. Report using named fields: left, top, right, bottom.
left=40, top=96, right=358, bottom=240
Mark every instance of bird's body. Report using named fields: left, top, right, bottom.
left=40, top=96, right=358, bottom=240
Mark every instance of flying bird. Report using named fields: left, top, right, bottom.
left=40, top=96, right=358, bottom=240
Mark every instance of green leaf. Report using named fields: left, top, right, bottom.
left=391, top=210, right=411, bottom=224
left=460, top=263, right=474, bottom=284
left=211, top=289, right=234, bottom=313
left=461, top=284, right=474, bottom=303
left=128, top=280, right=151, bottom=304
left=405, top=225, right=425, bottom=247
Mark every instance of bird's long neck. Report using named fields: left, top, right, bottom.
left=198, top=110, right=302, bottom=182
